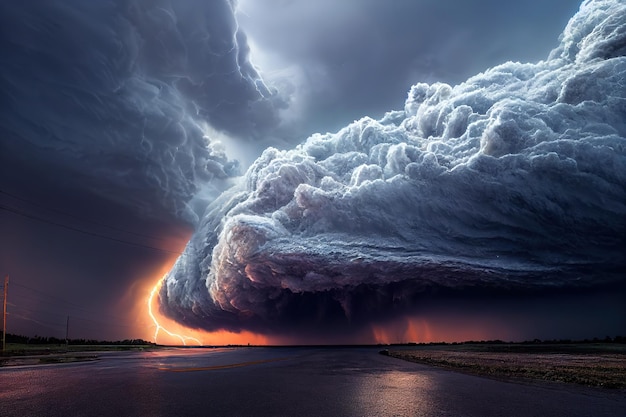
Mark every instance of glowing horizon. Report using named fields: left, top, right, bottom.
left=148, top=276, right=202, bottom=346
left=139, top=271, right=273, bottom=346
left=140, top=270, right=522, bottom=346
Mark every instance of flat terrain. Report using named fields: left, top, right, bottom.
left=1, top=342, right=157, bottom=354
left=0, top=343, right=157, bottom=367
left=2, top=347, right=625, bottom=417
left=387, top=343, right=626, bottom=388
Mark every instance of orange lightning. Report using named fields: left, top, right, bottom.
left=148, top=276, right=202, bottom=346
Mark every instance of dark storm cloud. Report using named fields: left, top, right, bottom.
left=160, top=0, right=626, bottom=334
left=0, top=0, right=284, bottom=222
left=238, top=0, right=582, bottom=138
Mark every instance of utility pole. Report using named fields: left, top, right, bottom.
left=2, top=275, right=8, bottom=353
left=65, top=315, right=69, bottom=346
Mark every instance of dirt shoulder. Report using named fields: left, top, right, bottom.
left=386, top=343, right=626, bottom=389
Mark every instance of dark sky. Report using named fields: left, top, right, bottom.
left=1, top=0, right=623, bottom=344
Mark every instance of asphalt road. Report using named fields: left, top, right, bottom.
left=1, top=347, right=624, bottom=417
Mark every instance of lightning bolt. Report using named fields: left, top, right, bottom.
left=148, top=276, right=202, bottom=346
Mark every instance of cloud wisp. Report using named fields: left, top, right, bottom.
left=160, top=0, right=626, bottom=336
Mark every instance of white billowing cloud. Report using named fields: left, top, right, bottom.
left=161, top=0, right=626, bottom=332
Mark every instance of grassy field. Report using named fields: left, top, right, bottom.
left=0, top=343, right=159, bottom=366
left=386, top=343, right=626, bottom=389
left=2, top=343, right=158, bottom=355
left=3, top=341, right=625, bottom=389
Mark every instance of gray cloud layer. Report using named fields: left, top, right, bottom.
left=161, top=0, right=626, bottom=333
left=238, top=0, right=582, bottom=138
left=0, top=0, right=283, bottom=222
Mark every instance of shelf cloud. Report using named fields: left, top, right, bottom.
left=160, top=0, right=626, bottom=335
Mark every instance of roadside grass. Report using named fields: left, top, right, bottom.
left=387, top=343, right=626, bottom=389
left=0, top=343, right=161, bottom=366
left=1, top=343, right=159, bottom=356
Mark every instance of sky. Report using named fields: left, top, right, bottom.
left=1, top=0, right=624, bottom=345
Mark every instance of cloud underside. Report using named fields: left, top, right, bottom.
left=160, top=0, right=626, bottom=333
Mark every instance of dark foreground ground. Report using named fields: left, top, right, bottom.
left=0, top=343, right=157, bottom=366
left=1, top=346, right=625, bottom=417
left=386, top=343, right=626, bottom=389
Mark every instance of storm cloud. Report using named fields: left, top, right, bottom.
left=0, top=0, right=283, bottom=222
left=160, top=0, right=626, bottom=334
left=237, top=0, right=582, bottom=139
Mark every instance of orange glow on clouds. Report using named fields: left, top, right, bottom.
left=147, top=277, right=201, bottom=345
left=369, top=312, right=520, bottom=344
left=124, top=238, right=520, bottom=346
left=113, top=227, right=272, bottom=346
left=370, top=318, right=434, bottom=345
left=135, top=265, right=520, bottom=345
left=121, top=249, right=270, bottom=346
left=145, top=275, right=271, bottom=346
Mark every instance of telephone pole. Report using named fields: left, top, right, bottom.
left=2, top=275, right=8, bottom=352
left=65, top=315, right=69, bottom=346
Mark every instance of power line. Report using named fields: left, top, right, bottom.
left=69, top=315, right=140, bottom=329
left=0, top=204, right=183, bottom=255
left=0, top=189, right=169, bottom=242
left=0, top=192, right=180, bottom=340
left=9, top=293, right=88, bottom=315
left=9, top=302, right=142, bottom=331
left=11, top=282, right=141, bottom=324
left=9, top=311, right=66, bottom=331
left=7, top=285, right=152, bottom=337
left=12, top=282, right=104, bottom=311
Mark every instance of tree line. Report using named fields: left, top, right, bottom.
left=5, top=333, right=155, bottom=346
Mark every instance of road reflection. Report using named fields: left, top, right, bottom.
left=352, top=370, right=439, bottom=415
left=3, top=348, right=625, bottom=417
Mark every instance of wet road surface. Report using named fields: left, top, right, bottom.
left=1, top=347, right=624, bottom=416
